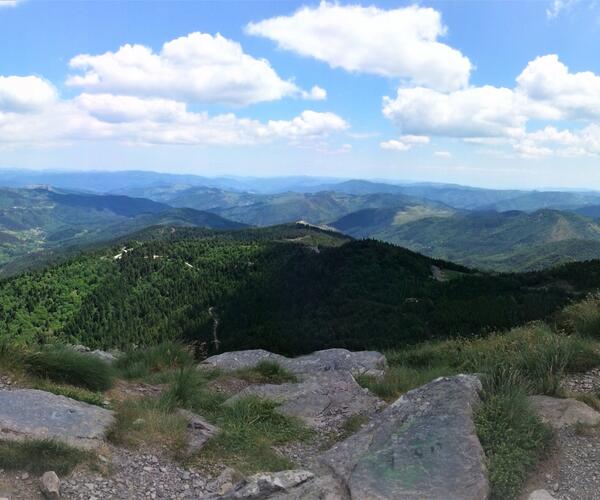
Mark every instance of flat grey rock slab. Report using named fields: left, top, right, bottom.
left=320, top=375, right=489, bottom=500
left=201, top=348, right=386, bottom=377
left=225, top=370, right=384, bottom=430
left=0, top=389, right=114, bottom=450
left=529, top=395, right=600, bottom=429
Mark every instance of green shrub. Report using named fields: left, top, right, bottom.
left=560, top=292, right=600, bottom=337
left=24, top=348, right=114, bottom=391
left=0, top=439, right=93, bottom=475
left=115, top=342, right=194, bottom=380
left=475, top=385, right=553, bottom=500
left=235, top=361, right=297, bottom=384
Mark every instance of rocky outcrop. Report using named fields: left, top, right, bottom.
left=320, top=375, right=489, bottom=500
left=0, top=389, right=114, bottom=450
left=200, top=348, right=386, bottom=377
left=224, top=370, right=384, bottom=430
left=70, top=344, right=118, bottom=364
left=529, top=395, right=600, bottom=429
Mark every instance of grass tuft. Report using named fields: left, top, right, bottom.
left=198, top=395, right=311, bottom=474
left=107, top=398, right=189, bottom=457
left=356, top=365, right=454, bottom=401
left=23, top=348, right=114, bottom=391
left=0, top=439, right=94, bottom=475
left=30, top=379, right=105, bottom=407
left=475, top=383, right=553, bottom=500
left=235, top=361, right=297, bottom=385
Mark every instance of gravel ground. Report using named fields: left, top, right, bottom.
left=1, top=446, right=215, bottom=500
left=531, top=426, right=600, bottom=500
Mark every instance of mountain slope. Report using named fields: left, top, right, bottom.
left=355, top=209, right=600, bottom=271
left=0, top=224, right=594, bottom=355
left=0, top=188, right=244, bottom=267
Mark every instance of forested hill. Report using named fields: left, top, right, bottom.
left=1, top=223, right=598, bottom=356
left=0, top=187, right=245, bottom=268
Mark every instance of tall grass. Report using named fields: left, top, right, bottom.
left=560, top=292, right=600, bottom=337
left=475, top=378, right=553, bottom=500
left=24, top=348, right=114, bottom=391
left=382, top=322, right=600, bottom=397
left=115, top=341, right=194, bottom=380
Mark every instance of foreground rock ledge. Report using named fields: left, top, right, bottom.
left=200, top=348, right=387, bottom=377
left=320, top=374, right=489, bottom=500
left=0, top=389, right=114, bottom=450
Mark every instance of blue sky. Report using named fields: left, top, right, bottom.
left=1, top=0, right=600, bottom=188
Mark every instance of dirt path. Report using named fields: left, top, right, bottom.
left=524, top=368, right=600, bottom=500
left=208, top=307, right=220, bottom=352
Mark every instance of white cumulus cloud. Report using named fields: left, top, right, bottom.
left=0, top=85, right=347, bottom=148
left=383, top=86, right=525, bottom=138
left=67, top=32, right=322, bottom=106
left=0, top=76, right=57, bottom=112
left=380, top=135, right=430, bottom=151
left=246, top=2, right=471, bottom=92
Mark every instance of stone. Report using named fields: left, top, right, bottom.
left=224, top=370, right=384, bottom=430
left=528, top=490, right=557, bottom=500
left=200, top=348, right=386, bottom=377
left=176, top=409, right=219, bottom=455
left=217, top=470, right=314, bottom=499
left=40, top=471, right=61, bottom=500
left=0, top=389, right=114, bottom=449
left=529, top=395, right=600, bottom=429
left=320, top=375, right=489, bottom=500
left=209, top=468, right=245, bottom=496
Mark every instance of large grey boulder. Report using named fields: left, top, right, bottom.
left=0, top=389, right=114, bottom=450
left=201, top=348, right=386, bottom=377
left=320, top=375, right=489, bottom=500
left=529, top=395, right=600, bottom=429
left=225, top=370, right=384, bottom=430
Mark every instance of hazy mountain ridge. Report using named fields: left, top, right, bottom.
left=343, top=208, right=600, bottom=271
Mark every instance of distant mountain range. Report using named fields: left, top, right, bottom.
left=5, top=171, right=600, bottom=273
left=332, top=208, right=600, bottom=271
left=0, top=187, right=244, bottom=268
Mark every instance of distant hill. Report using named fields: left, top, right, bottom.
left=0, top=187, right=244, bottom=268
left=1, top=223, right=595, bottom=355
left=483, top=191, right=600, bottom=212
left=333, top=208, right=600, bottom=271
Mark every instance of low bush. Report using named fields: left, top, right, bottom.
left=24, top=348, right=114, bottom=391
left=115, top=342, right=194, bottom=380
left=0, top=439, right=93, bottom=475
